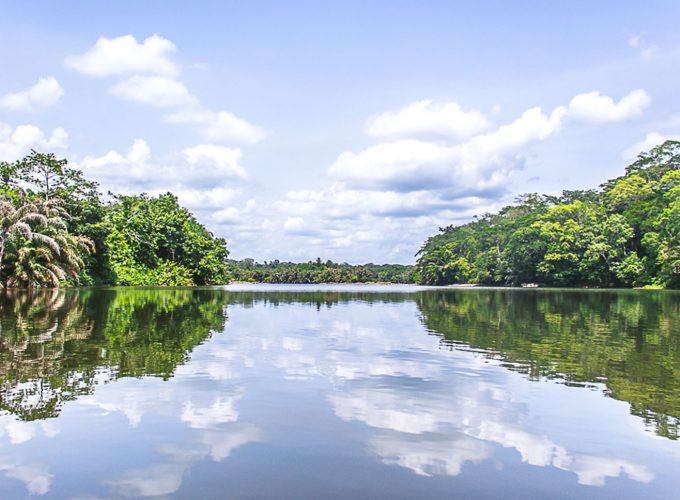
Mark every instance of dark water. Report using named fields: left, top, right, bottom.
left=0, top=285, right=678, bottom=499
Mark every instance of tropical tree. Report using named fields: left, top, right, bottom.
left=416, top=140, right=680, bottom=288
left=0, top=199, right=54, bottom=272
left=0, top=198, right=94, bottom=288
left=105, top=193, right=229, bottom=286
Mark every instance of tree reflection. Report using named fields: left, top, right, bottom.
left=0, top=288, right=227, bottom=420
left=2, top=286, right=679, bottom=443
left=416, top=289, right=680, bottom=439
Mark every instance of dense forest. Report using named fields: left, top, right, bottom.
left=0, top=151, right=229, bottom=287
left=228, top=258, right=418, bottom=284
left=417, top=140, right=680, bottom=288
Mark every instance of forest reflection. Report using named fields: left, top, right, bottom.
left=0, top=287, right=678, bottom=440
left=0, top=288, right=227, bottom=420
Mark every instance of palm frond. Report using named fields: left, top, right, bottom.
left=46, top=217, right=68, bottom=231
left=10, top=222, right=33, bottom=240
left=19, top=213, right=48, bottom=226
left=0, top=200, right=15, bottom=216
left=31, top=234, right=61, bottom=256
left=11, top=203, right=39, bottom=224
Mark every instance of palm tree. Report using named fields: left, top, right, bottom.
left=0, top=198, right=94, bottom=288
left=5, top=246, right=64, bottom=288
left=0, top=200, right=57, bottom=272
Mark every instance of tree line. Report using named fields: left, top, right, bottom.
left=228, top=258, right=418, bottom=284
left=0, top=151, right=229, bottom=287
left=416, top=141, right=680, bottom=288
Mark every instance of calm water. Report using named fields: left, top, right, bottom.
left=0, top=285, right=679, bottom=499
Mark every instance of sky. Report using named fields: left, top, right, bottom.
left=1, top=1, right=679, bottom=264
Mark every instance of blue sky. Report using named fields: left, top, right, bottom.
left=1, top=1, right=679, bottom=263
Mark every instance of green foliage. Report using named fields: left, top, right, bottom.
left=0, top=151, right=230, bottom=287
left=417, top=140, right=680, bottom=288
left=228, top=259, right=418, bottom=284
left=104, top=193, right=229, bottom=286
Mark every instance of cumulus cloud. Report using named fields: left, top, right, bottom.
left=328, top=140, right=456, bottom=191
left=328, top=89, right=648, bottom=197
left=110, top=75, right=198, bottom=108
left=67, top=34, right=265, bottom=145
left=0, top=77, right=64, bottom=111
left=258, top=88, right=650, bottom=262
left=0, top=122, right=68, bottom=161
left=167, top=109, right=266, bottom=144
left=567, top=89, right=650, bottom=124
left=183, top=144, right=248, bottom=179
left=77, top=139, right=248, bottom=193
left=266, top=184, right=497, bottom=262
left=330, top=105, right=565, bottom=193
left=283, top=216, right=308, bottom=233
left=65, top=34, right=178, bottom=77
left=365, top=99, right=490, bottom=140
left=623, top=131, right=680, bottom=160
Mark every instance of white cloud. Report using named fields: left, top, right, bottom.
left=110, top=76, right=198, bottom=108
left=328, top=89, right=647, bottom=197
left=328, top=140, right=455, bottom=191
left=65, top=34, right=178, bottom=77
left=464, top=105, right=565, bottom=155
left=0, top=122, right=68, bottom=161
left=166, top=109, right=266, bottom=144
left=283, top=216, right=307, bottom=233
left=627, top=34, right=657, bottom=60
left=68, top=34, right=265, bottom=145
left=567, top=89, right=650, bottom=123
left=78, top=139, right=248, bottom=192
left=365, top=99, right=490, bottom=140
left=0, top=77, right=64, bottom=112
left=204, top=111, right=266, bottom=144
left=623, top=132, right=680, bottom=160
left=172, top=186, right=242, bottom=211
left=628, top=34, right=642, bottom=48
left=266, top=184, right=496, bottom=262
left=182, top=143, right=248, bottom=179
left=257, top=89, right=644, bottom=262
left=329, top=106, right=565, bottom=193
left=78, top=139, right=151, bottom=185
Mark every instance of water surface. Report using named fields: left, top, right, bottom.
left=0, top=285, right=678, bottom=498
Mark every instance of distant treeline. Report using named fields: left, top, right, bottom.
left=416, top=141, right=680, bottom=288
left=228, top=258, right=418, bottom=284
